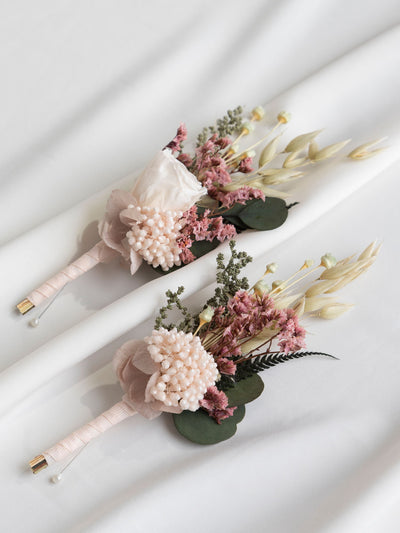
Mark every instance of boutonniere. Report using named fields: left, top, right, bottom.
left=29, top=240, right=379, bottom=479
left=17, top=105, right=384, bottom=319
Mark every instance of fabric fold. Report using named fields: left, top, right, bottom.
left=1, top=25, right=399, bottom=418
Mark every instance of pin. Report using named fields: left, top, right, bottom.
left=28, top=286, right=66, bottom=328
left=49, top=443, right=88, bottom=484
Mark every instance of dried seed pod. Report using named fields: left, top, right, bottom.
left=358, top=241, right=377, bottom=261
left=283, top=155, right=308, bottom=169
left=324, top=271, right=360, bottom=293
left=349, top=148, right=387, bottom=160
left=318, top=303, right=353, bottom=319
left=274, top=292, right=303, bottom=310
left=305, top=279, right=339, bottom=298
left=251, top=106, right=265, bottom=121
left=254, top=280, right=271, bottom=296
left=320, top=253, right=337, bottom=269
left=261, top=168, right=304, bottom=185
left=304, top=296, right=336, bottom=313
left=348, top=138, right=387, bottom=160
left=308, top=141, right=319, bottom=159
left=320, top=263, right=358, bottom=280
left=293, top=296, right=305, bottom=317
left=242, top=122, right=255, bottom=135
left=258, top=135, right=281, bottom=167
left=284, top=130, right=322, bottom=153
left=272, top=280, right=285, bottom=291
left=277, top=111, right=291, bottom=124
left=311, top=139, right=351, bottom=161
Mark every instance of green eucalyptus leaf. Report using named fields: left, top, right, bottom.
left=173, top=405, right=245, bottom=445
left=219, top=203, right=247, bottom=217
left=223, top=215, right=249, bottom=231
left=226, top=374, right=264, bottom=407
left=238, top=197, right=288, bottom=230
left=189, top=238, right=220, bottom=258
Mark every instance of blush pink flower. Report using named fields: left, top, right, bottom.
left=114, top=328, right=219, bottom=419
left=199, top=386, right=237, bottom=424
left=217, top=358, right=237, bottom=376
left=209, top=186, right=265, bottom=208
left=238, top=157, right=254, bottom=174
left=165, top=123, right=188, bottom=153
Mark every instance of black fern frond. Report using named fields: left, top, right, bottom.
left=218, top=374, right=236, bottom=391
left=235, top=351, right=337, bottom=381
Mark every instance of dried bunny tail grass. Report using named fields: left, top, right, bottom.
left=348, top=138, right=388, bottom=160
left=300, top=241, right=381, bottom=317
left=318, top=303, right=354, bottom=320
left=284, top=130, right=323, bottom=153
left=310, top=139, right=351, bottom=162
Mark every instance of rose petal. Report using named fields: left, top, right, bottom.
left=124, top=370, right=162, bottom=420
left=113, top=340, right=145, bottom=378
left=131, top=150, right=206, bottom=212
left=129, top=249, right=143, bottom=275
left=97, top=241, right=119, bottom=263
left=131, top=342, right=158, bottom=375
left=98, top=189, right=134, bottom=259
left=144, top=372, right=160, bottom=404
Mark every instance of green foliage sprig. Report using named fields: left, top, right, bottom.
left=196, top=106, right=244, bottom=146
left=206, top=241, right=252, bottom=309
left=154, top=287, right=195, bottom=333
left=154, top=241, right=252, bottom=332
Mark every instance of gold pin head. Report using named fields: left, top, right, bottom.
left=17, top=298, right=35, bottom=315
left=29, top=455, right=48, bottom=474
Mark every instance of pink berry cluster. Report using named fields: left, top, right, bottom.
left=126, top=206, right=183, bottom=270
left=145, top=328, right=219, bottom=411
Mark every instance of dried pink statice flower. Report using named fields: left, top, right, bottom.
left=199, top=386, right=236, bottom=424
left=207, top=291, right=294, bottom=361
left=277, top=309, right=306, bottom=353
left=217, top=357, right=237, bottom=376
left=195, top=134, right=232, bottom=188
left=177, top=152, right=193, bottom=168
left=165, top=123, right=188, bottom=153
left=237, top=156, right=254, bottom=174
left=179, top=246, right=196, bottom=265
left=176, top=206, right=236, bottom=264
left=209, top=185, right=265, bottom=208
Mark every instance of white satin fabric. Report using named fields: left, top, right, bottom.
left=1, top=2, right=400, bottom=532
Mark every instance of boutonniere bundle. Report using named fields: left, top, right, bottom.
left=17, top=105, right=381, bottom=316
left=29, top=240, right=379, bottom=477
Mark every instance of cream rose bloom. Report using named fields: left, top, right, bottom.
left=98, top=149, right=206, bottom=273
left=131, top=149, right=206, bottom=211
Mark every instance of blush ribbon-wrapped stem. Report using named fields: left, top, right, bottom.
left=42, top=400, right=136, bottom=467
left=21, top=241, right=110, bottom=311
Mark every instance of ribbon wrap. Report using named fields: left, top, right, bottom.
left=44, top=400, right=136, bottom=464
left=27, top=241, right=115, bottom=307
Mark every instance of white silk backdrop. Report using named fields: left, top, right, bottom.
left=1, top=1, right=400, bottom=532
